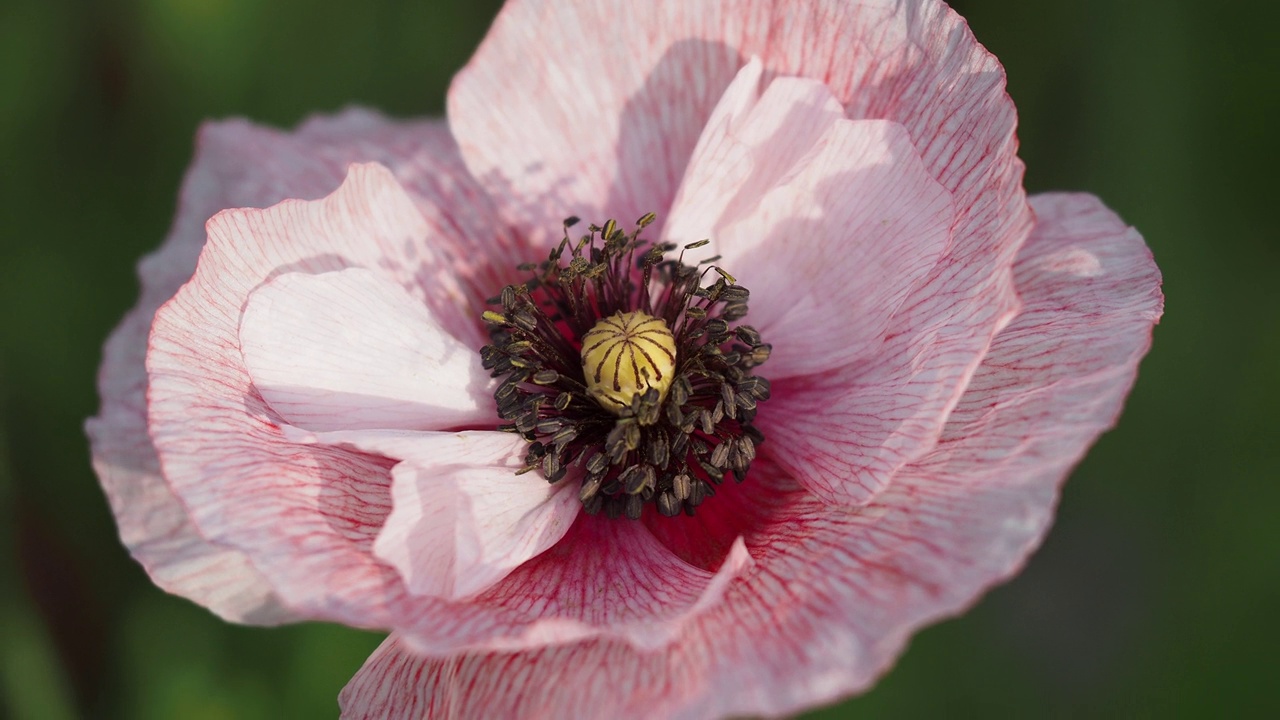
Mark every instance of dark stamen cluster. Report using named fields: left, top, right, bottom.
left=480, top=214, right=771, bottom=520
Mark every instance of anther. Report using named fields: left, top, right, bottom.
left=479, top=213, right=771, bottom=519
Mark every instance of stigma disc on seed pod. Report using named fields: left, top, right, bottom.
left=580, top=311, right=677, bottom=415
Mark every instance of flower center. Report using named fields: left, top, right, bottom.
left=581, top=311, right=677, bottom=414
left=480, top=215, right=771, bottom=520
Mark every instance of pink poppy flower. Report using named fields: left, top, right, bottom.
left=87, top=0, right=1162, bottom=718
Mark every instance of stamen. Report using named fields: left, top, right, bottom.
left=479, top=215, right=771, bottom=519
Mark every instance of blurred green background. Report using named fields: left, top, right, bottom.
left=1, top=0, right=1275, bottom=717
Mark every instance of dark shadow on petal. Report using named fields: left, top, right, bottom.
left=604, top=39, right=745, bottom=235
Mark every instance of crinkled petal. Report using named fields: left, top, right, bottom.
left=665, top=64, right=954, bottom=380
left=928, top=192, right=1164, bottom=450
left=146, top=164, right=490, bottom=630
left=663, top=59, right=959, bottom=506
left=239, top=268, right=491, bottom=432
left=284, top=428, right=578, bottom=601
left=758, top=276, right=1013, bottom=504
left=290, top=111, right=528, bottom=348
left=451, top=0, right=1027, bottom=507
left=662, top=57, right=844, bottom=258
left=337, top=192, right=1161, bottom=720
left=386, top=518, right=752, bottom=655
left=145, top=155, right=754, bottom=648
left=449, top=0, right=1028, bottom=258
left=88, top=110, right=500, bottom=623
left=87, top=405, right=290, bottom=624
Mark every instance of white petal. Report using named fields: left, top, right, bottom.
left=239, top=268, right=493, bottom=432
left=666, top=69, right=954, bottom=380
left=287, top=428, right=579, bottom=601
left=663, top=58, right=845, bottom=256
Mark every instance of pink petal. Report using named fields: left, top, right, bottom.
left=661, top=66, right=961, bottom=506
left=88, top=109, right=494, bottom=623
left=146, top=155, right=755, bottom=646
left=662, top=57, right=843, bottom=255
left=665, top=66, right=954, bottom=379
left=451, top=0, right=1028, bottom=507
left=290, top=111, right=530, bottom=347
left=284, top=429, right=579, bottom=601
left=88, top=402, right=289, bottom=624
left=449, top=0, right=1027, bottom=261
left=758, top=312, right=998, bottom=508
left=146, top=164, right=482, bottom=630
left=929, top=192, right=1164, bottom=452
left=239, top=268, right=492, bottom=432
left=387, top=517, right=752, bottom=655
left=337, top=192, right=1161, bottom=720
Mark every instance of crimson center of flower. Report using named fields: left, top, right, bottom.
left=480, top=214, right=772, bottom=520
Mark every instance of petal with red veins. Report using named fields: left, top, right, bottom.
left=89, top=110, right=501, bottom=624
left=146, top=164, right=489, bottom=630
left=146, top=156, right=755, bottom=650
left=336, top=192, right=1161, bottom=720
left=759, top=314, right=990, bottom=509
left=387, top=518, right=752, bottom=655
left=285, top=429, right=579, bottom=601
left=665, top=65, right=954, bottom=379
left=660, top=62, right=957, bottom=506
left=239, top=268, right=492, bottom=433
left=451, top=0, right=1026, bottom=508
left=662, top=57, right=845, bottom=253
left=449, top=0, right=1027, bottom=266
left=929, top=193, right=1163, bottom=452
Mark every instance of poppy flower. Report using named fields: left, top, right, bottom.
left=87, top=0, right=1162, bottom=717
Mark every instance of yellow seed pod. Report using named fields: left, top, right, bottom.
left=580, top=311, right=677, bottom=414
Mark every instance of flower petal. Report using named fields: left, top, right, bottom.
left=659, top=65, right=960, bottom=506
left=759, top=314, right=996, bottom=508
left=146, top=164, right=482, bottom=630
left=449, top=0, right=1027, bottom=258
left=665, top=69, right=954, bottom=379
left=88, top=110, right=495, bottom=624
left=389, top=517, right=752, bottom=655
left=661, top=57, right=844, bottom=257
left=451, top=0, right=1027, bottom=508
left=87, top=403, right=290, bottom=624
left=239, top=268, right=492, bottom=432
left=336, top=192, right=1161, bottom=720
left=930, top=192, right=1164, bottom=452
left=284, top=428, right=578, bottom=601
left=147, top=155, right=753, bottom=649
left=291, top=110, right=530, bottom=347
